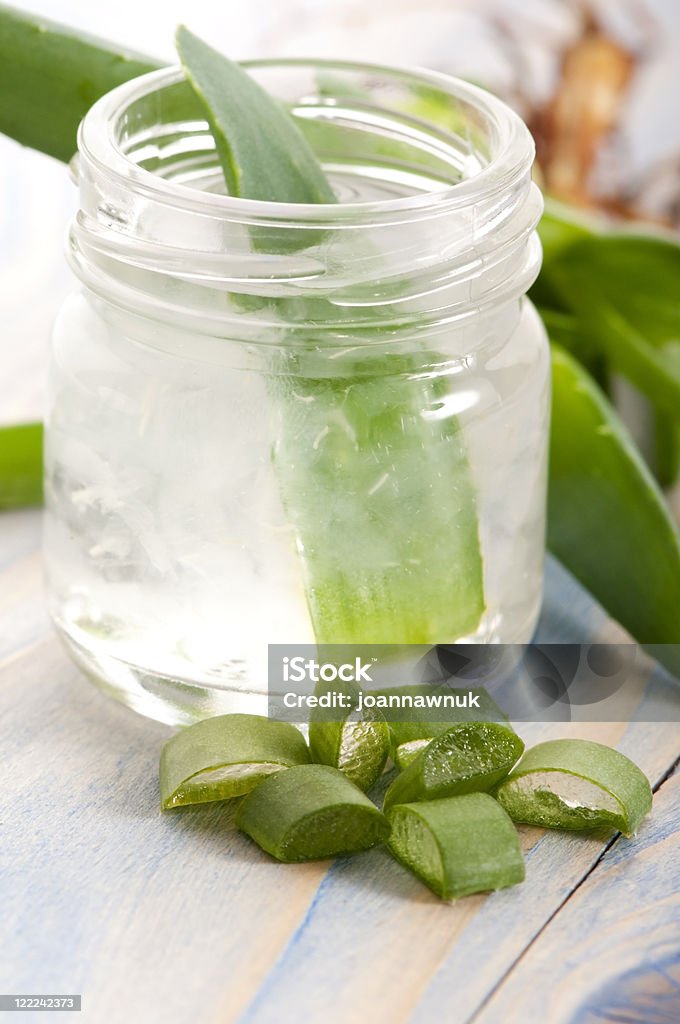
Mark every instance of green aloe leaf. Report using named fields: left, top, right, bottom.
left=548, top=346, right=680, bottom=675
left=0, top=422, right=43, bottom=509
left=175, top=26, right=335, bottom=205
left=536, top=199, right=596, bottom=264
left=0, top=3, right=160, bottom=162
left=540, top=231, right=680, bottom=421
left=176, top=30, right=485, bottom=643
left=654, top=413, right=680, bottom=489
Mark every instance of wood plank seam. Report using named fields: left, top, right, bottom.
left=466, top=754, right=680, bottom=1024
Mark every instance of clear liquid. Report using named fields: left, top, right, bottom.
left=45, top=172, right=549, bottom=725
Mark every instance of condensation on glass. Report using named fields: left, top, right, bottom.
left=44, top=61, right=550, bottom=724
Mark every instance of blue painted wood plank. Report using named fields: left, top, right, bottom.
left=473, top=769, right=680, bottom=1024
left=0, top=513, right=678, bottom=1024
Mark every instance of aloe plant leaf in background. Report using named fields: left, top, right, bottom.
left=540, top=234, right=680, bottom=416
left=549, top=346, right=680, bottom=676
left=534, top=210, right=680, bottom=486
left=0, top=2, right=161, bottom=161
left=0, top=423, right=43, bottom=510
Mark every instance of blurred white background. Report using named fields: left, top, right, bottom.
left=1, top=0, right=678, bottom=423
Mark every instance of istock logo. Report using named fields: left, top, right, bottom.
left=282, top=656, right=374, bottom=684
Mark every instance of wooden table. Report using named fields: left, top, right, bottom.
left=1, top=507, right=679, bottom=1024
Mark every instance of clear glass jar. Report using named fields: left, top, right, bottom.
left=44, top=61, right=549, bottom=725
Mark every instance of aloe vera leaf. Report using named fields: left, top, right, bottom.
left=0, top=422, right=43, bottom=509
left=0, top=3, right=160, bottom=162
left=536, top=307, right=610, bottom=392
left=272, top=353, right=485, bottom=643
left=159, top=713, right=310, bottom=809
left=548, top=346, right=680, bottom=675
left=654, top=412, right=680, bottom=488
left=387, top=793, right=525, bottom=900
left=495, top=739, right=652, bottom=836
left=176, top=32, right=485, bottom=643
left=235, top=763, right=390, bottom=862
left=383, top=722, right=524, bottom=811
left=540, top=233, right=680, bottom=420
left=175, top=27, right=334, bottom=206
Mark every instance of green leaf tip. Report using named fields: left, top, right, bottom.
left=174, top=25, right=336, bottom=205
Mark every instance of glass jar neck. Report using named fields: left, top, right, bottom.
left=70, top=60, right=542, bottom=342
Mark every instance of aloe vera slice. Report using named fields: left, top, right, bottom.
left=495, top=739, right=652, bottom=836
left=0, top=4, right=160, bottom=162
left=383, top=722, right=524, bottom=812
left=308, top=685, right=390, bottom=792
left=273, top=359, right=485, bottom=643
left=387, top=793, right=525, bottom=900
left=159, top=714, right=310, bottom=809
left=381, top=685, right=509, bottom=768
left=176, top=31, right=485, bottom=644
left=0, top=422, right=43, bottom=509
left=235, top=763, right=390, bottom=862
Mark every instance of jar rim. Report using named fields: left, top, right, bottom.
left=78, top=58, right=534, bottom=223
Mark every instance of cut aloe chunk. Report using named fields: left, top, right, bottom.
left=387, top=793, right=525, bottom=900
left=382, top=686, right=509, bottom=768
left=236, top=763, right=390, bottom=862
left=160, top=714, right=310, bottom=809
left=308, top=690, right=390, bottom=792
left=495, top=739, right=652, bottom=836
left=384, top=722, right=524, bottom=811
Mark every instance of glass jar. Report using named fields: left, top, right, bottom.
left=44, top=60, right=549, bottom=725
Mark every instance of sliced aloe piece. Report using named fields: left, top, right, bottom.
left=387, top=793, right=525, bottom=900
left=0, top=4, right=160, bottom=162
left=495, top=738, right=652, bottom=836
left=383, top=722, right=524, bottom=812
left=236, top=763, right=390, bottom=862
left=0, top=422, right=43, bottom=510
left=159, top=714, right=310, bottom=809
left=381, top=685, right=509, bottom=768
left=308, top=684, right=390, bottom=792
